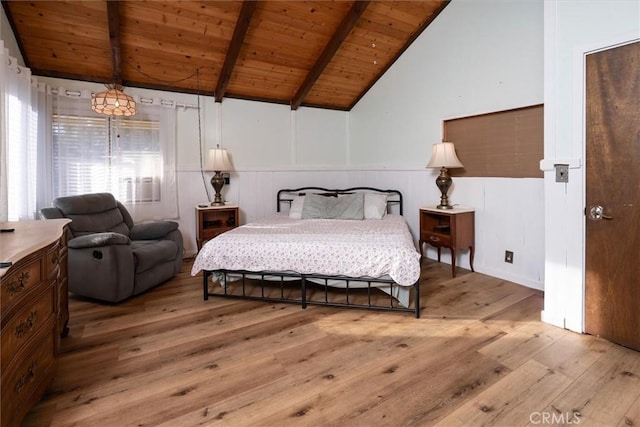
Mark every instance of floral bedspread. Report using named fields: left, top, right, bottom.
left=191, top=213, right=421, bottom=286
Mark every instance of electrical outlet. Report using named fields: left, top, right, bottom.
left=505, top=250, right=514, bottom=264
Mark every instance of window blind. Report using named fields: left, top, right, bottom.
left=52, top=115, right=162, bottom=203
left=52, top=114, right=110, bottom=197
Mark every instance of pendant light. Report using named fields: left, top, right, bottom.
left=91, top=84, right=136, bottom=117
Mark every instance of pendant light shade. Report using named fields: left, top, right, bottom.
left=91, top=85, right=136, bottom=117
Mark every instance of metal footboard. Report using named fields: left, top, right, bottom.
left=202, top=269, right=420, bottom=318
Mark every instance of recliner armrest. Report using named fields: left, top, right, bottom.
left=68, top=232, right=131, bottom=249
left=129, top=221, right=179, bottom=240
left=40, top=207, right=64, bottom=219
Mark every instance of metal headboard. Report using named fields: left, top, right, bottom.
left=277, top=187, right=403, bottom=216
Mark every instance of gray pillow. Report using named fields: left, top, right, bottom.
left=301, top=193, right=364, bottom=220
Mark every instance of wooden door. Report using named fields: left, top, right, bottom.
left=585, top=41, right=640, bottom=350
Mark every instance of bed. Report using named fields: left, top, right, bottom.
left=191, top=187, right=422, bottom=317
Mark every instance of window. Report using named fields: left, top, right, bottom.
left=52, top=114, right=162, bottom=203
left=52, top=114, right=162, bottom=204
left=114, top=119, right=162, bottom=203
left=50, top=96, right=178, bottom=221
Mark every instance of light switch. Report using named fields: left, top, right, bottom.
left=555, top=164, right=569, bottom=183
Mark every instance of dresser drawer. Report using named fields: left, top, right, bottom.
left=45, top=241, right=60, bottom=280
left=2, top=285, right=56, bottom=373
left=1, top=257, right=43, bottom=317
left=423, top=232, right=451, bottom=247
left=1, top=328, right=56, bottom=427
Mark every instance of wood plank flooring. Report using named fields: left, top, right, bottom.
left=22, top=259, right=640, bottom=427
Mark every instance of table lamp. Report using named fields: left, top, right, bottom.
left=205, top=147, right=233, bottom=206
left=426, top=142, right=464, bottom=209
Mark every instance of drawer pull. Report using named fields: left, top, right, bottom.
left=429, top=236, right=441, bottom=242
left=15, top=361, right=37, bottom=394
left=51, top=252, right=59, bottom=265
left=15, top=310, right=38, bottom=338
left=8, top=271, right=30, bottom=296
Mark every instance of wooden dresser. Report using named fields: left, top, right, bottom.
left=0, top=219, right=70, bottom=427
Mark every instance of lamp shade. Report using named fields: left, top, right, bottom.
left=91, top=85, right=136, bottom=117
left=205, top=148, right=233, bottom=171
left=426, top=142, right=463, bottom=169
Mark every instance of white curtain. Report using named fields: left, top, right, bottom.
left=0, top=41, right=47, bottom=221
left=0, top=42, right=7, bottom=221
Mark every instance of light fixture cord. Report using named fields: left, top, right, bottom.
left=196, top=69, right=212, bottom=203
left=124, top=60, right=199, bottom=85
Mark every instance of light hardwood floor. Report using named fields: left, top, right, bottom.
left=23, top=259, right=640, bottom=426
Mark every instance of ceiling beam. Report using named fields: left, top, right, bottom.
left=106, top=0, right=122, bottom=85
left=215, top=0, right=258, bottom=103
left=290, top=0, right=370, bottom=111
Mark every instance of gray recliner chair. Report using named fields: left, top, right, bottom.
left=41, top=193, right=184, bottom=303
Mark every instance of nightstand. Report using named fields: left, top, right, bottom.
left=419, top=206, right=475, bottom=277
left=196, top=205, right=239, bottom=251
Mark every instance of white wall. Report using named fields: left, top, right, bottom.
left=350, top=0, right=545, bottom=289
left=542, top=1, right=640, bottom=331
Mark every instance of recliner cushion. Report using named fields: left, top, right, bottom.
left=69, top=232, right=130, bottom=249
left=54, top=193, right=131, bottom=237
left=54, top=192, right=118, bottom=214
left=130, top=221, right=179, bottom=240
left=131, top=240, right=178, bottom=274
left=66, top=210, right=130, bottom=237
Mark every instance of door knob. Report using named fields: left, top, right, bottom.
left=588, top=205, right=613, bottom=221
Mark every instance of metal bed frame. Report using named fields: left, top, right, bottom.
left=201, top=187, right=420, bottom=318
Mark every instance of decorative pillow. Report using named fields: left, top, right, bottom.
left=364, top=193, right=388, bottom=219
left=289, top=196, right=305, bottom=219
left=301, top=192, right=364, bottom=220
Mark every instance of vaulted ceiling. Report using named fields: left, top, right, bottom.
left=2, top=0, right=449, bottom=110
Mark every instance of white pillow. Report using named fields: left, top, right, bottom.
left=364, top=193, right=387, bottom=219
left=289, top=196, right=305, bottom=219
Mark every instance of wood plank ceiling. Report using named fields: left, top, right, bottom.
left=2, top=0, right=449, bottom=111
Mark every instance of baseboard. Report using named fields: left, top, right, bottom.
left=466, top=265, right=544, bottom=291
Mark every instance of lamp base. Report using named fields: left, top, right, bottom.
left=210, top=171, right=226, bottom=206
left=436, top=203, right=454, bottom=210
left=435, top=167, right=453, bottom=210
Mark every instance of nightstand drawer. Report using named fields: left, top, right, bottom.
left=424, top=232, right=451, bottom=247
left=202, top=227, right=234, bottom=240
